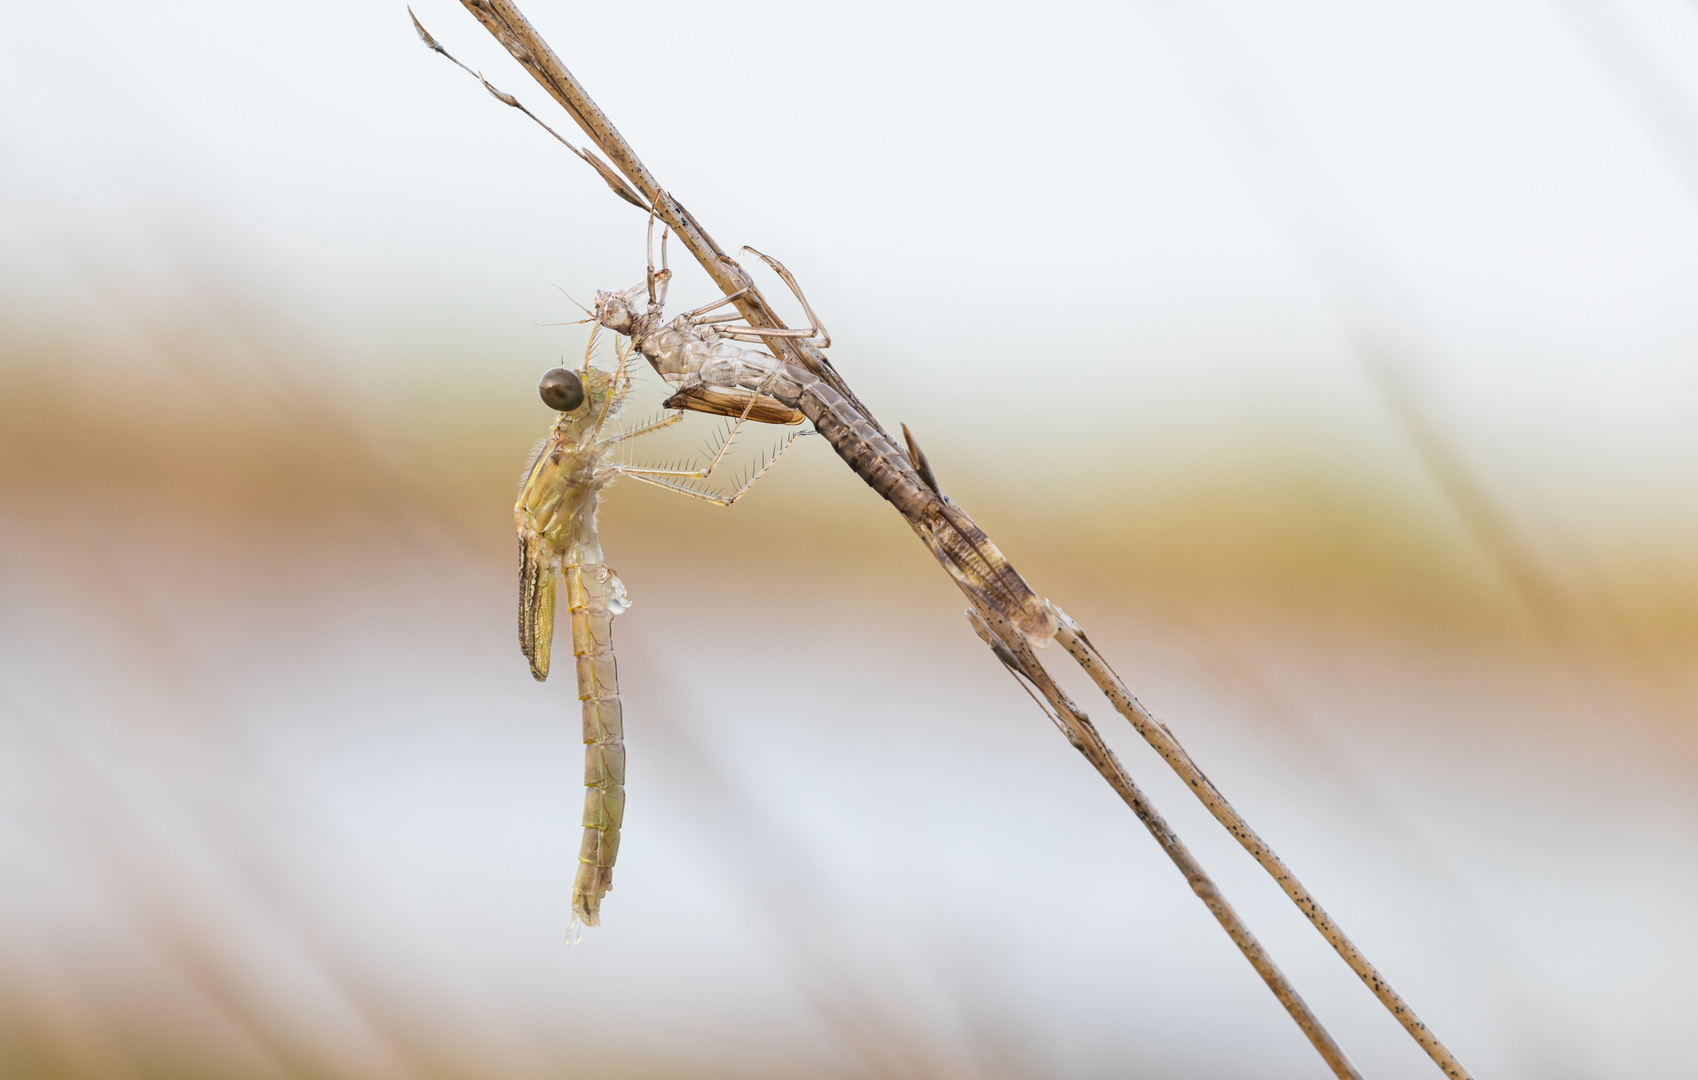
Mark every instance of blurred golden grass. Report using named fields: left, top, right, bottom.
left=3, top=337, right=1695, bottom=1079
left=9, top=325, right=1696, bottom=786
left=6, top=345, right=1693, bottom=666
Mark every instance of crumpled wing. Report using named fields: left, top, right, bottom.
left=663, top=383, right=805, bottom=426
left=518, top=534, right=559, bottom=681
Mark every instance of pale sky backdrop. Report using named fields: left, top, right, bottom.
left=3, top=3, right=1698, bottom=1079
left=4, top=0, right=1697, bottom=509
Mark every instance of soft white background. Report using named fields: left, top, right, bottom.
left=2, top=1, right=1696, bottom=1078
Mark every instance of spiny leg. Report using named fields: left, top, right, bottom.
left=676, top=248, right=830, bottom=345
left=613, top=352, right=792, bottom=480
left=592, top=336, right=637, bottom=437
left=603, top=409, right=685, bottom=446
left=580, top=322, right=601, bottom=374
left=645, top=206, right=672, bottom=311
left=742, top=247, right=830, bottom=348
left=618, top=427, right=805, bottom=507
left=706, top=246, right=831, bottom=348
left=712, top=326, right=821, bottom=341
left=677, top=288, right=751, bottom=322
left=613, top=421, right=742, bottom=481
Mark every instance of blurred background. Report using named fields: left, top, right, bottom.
left=2, top=0, right=1695, bottom=1077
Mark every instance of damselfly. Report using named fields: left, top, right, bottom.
left=514, top=332, right=799, bottom=934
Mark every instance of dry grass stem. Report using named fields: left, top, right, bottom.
left=967, top=600, right=1363, bottom=1080
left=1049, top=605, right=1471, bottom=1079
left=420, top=2, right=1476, bottom=1075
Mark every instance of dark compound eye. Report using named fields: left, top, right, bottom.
left=538, top=367, right=585, bottom=411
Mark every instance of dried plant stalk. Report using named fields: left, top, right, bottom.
left=425, top=2, right=1475, bottom=1076
left=1049, top=606, right=1470, bottom=1079
left=967, top=599, right=1363, bottom=1080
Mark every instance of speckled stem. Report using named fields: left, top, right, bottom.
left=967, top=601, right=1362, bottom=1080
left=448, top=5, right=1468, bottom=1074
left=1050, top=604, right=1471, bottom=1080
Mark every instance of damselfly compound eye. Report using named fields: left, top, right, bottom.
left=539, top=367, right=585, bottom=411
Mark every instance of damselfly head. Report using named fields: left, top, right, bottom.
left=539, top=367, right=586, bottom=412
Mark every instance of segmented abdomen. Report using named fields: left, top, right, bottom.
left=565, top=562, right=624, bottom=926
